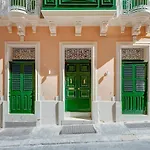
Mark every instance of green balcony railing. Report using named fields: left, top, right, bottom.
left=10, top=0, right=26, bottom=11
left=122, top=0, right=149, bottom=14
left=42, top=0, right=116, bottom=10
left=9, top=0, right=40, bottom=15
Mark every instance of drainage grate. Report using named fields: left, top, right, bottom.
left=60, top=125, right=97, bottom=135
left=125, top=122, right=150, bottom=129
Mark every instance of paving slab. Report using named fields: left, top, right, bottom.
left=100, top=123, right=131, bottom=135
left=0, top=123, right=150, bottom=149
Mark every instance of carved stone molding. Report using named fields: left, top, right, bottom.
left=122, top=48, right=144, bottom=60
left=75, top=21, right=82, bottom=36
left=65, top=48, right=91, bottom=60
left=100, top=21, right=108, bottom=36
left=12, top=48, right=35, bottom=60
left=49, top=21, right=56, bottom=36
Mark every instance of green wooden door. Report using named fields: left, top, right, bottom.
left=122, top=62, right=147, bottom=114
left=65, top=60, right=91, bottom=112
left=9, top=61, right=35, bottom=114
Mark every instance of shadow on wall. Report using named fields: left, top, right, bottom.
left=97, top=58, right=115, bottom=101
left=98, top=72, right=108, bottom=84
left=40, top=63, right=58, bottom=100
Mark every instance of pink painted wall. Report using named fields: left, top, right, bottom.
left=0, top=26, right=146, bottom=100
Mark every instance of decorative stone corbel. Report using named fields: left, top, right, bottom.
left=49, top=21, right=56, bottom=36
left=132, top=23, right=142, bottom=42
left=32, top=24, right=36, bottom=33
left=7, top=24, right=12, bottom=33
left=75, top=21, right=82, bottom=36
left=121, top=25, right=126, bottom=34
left=100, top=21, right=108, bottom=36
left=16, top=23, right=26, bottom=41
left=132, top=23, right=142, bottom=36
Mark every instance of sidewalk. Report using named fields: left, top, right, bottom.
left=0, top=122, right=150, bottom=148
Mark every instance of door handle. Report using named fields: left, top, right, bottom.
left=70, top=79, right=72, bottom=84
left=68, top=88, right=74, bottom=90
left=83, top=79, right=86, bottom=84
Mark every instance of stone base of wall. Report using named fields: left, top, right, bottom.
left=99, top=101, right=116, bottom=122
left=3, top=100, right=59, bottom=128
left=116, top=101, right=150, bottom=122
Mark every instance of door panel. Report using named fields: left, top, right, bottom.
left=10, top=62, right=35, bottom=114
left=65, top=61, right=91, bottom=112
left=122, top=62, right=147, bottom=114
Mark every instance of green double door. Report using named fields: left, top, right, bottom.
left=122, top=62, right=147, bottom=114
left=9, top=61, right=35, bottom=114
left=65, top=60, right=91, bottom=112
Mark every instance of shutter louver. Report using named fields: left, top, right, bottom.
left=136, top=66, right=145, bottom=78
left=123, top=65, right=132, bottom=78
left=24, top=65, right=33, bottom=91
left=12, top=64, right=21, bottom=91
left=136, top=80, right=145, bottom=91
left=136, top=65, right=146, bottom=92
left=124, top=80, right=133, bottom=92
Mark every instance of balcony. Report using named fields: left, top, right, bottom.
left=0, top=0, right=40, bottom=17
left=9, top=0, right=40, bottom=16
left=117, top=0, right=150, bottom=16
left=42, top=0, right=116, bottom=10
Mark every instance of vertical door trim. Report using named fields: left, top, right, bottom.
left=59, top=42, right=97, bottom=122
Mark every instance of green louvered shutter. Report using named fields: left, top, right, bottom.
left=10, top=62, right=35, bottom=113
left=10, top=63, right=22, bottom=113
left=122, top=62, right=147, bottom=114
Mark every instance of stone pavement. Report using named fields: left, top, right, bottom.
left=0, top=122, right=150, bottom=149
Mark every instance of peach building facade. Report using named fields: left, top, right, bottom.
left=1, top=0, right=150, bottom=127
